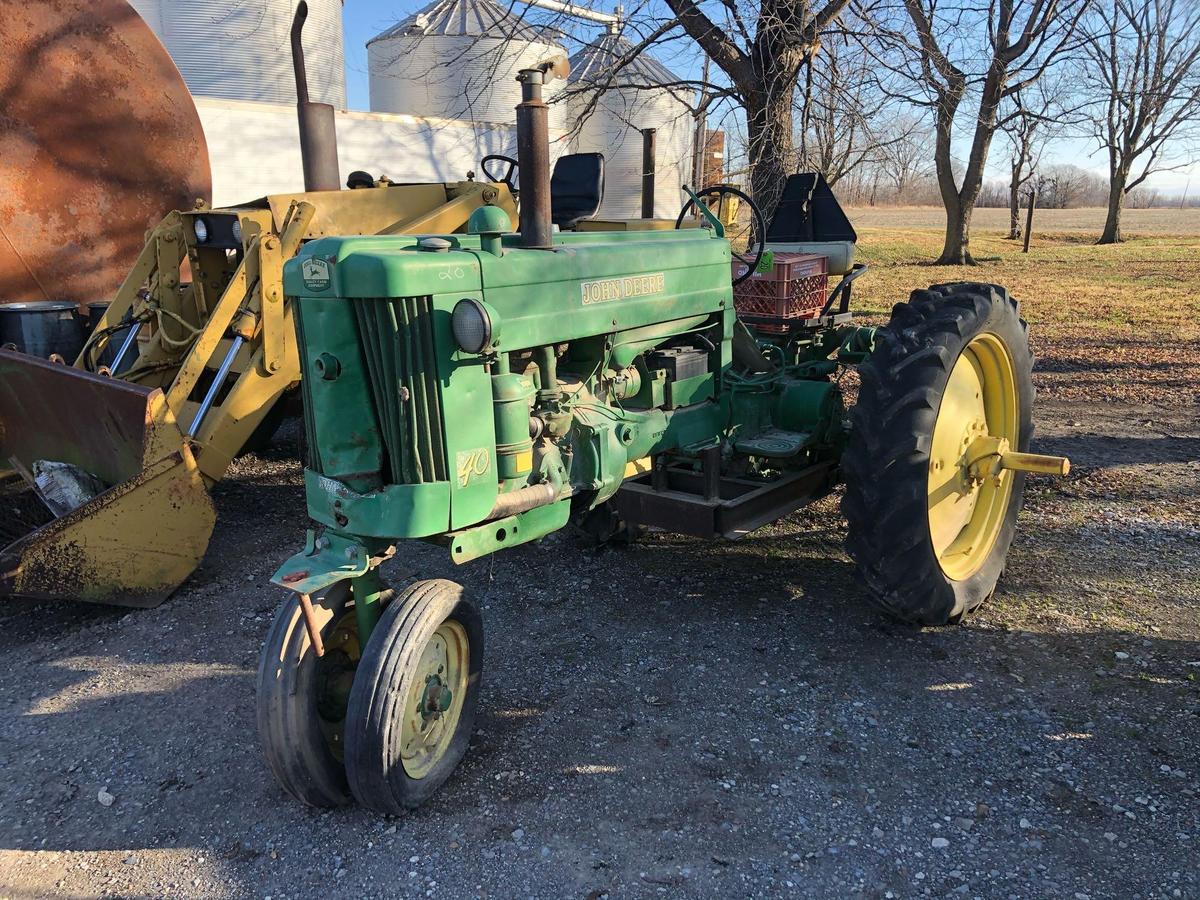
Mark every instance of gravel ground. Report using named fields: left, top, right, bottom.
left=0, top=396, right=1197, bottom=900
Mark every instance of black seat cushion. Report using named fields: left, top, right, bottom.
left=550, top=153, right=605, bottom=229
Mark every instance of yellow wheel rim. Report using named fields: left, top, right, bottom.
left=927, top=333, right=1019, bottom=581
left=400, top=619, right=470, bottom=780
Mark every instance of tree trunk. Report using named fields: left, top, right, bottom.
left=1098, top=166, right=1129, bottom=244
left=929, top=83, right=976, bottom=265
left=745, top=86, right=796, bottom=223
left=939, top=194, right=974, bottom=265
left=932, top=108, right=975, bottom=265
left=1007, top=158, right=1023, bottom=240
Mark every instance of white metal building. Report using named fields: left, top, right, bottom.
left=195, top=98, right=570, bottom=207
left=127, top=0, right=347, bottom=107
left=566, top=31, right=694, bottom=219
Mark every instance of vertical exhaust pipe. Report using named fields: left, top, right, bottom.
left=640, top=128, right=656, bottom=218
left=291, top=1, right=340, bottom=192
left=515, top=66, right=554, bottom=249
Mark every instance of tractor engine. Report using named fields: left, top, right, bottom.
left=284, top=212, right=847, bottom=569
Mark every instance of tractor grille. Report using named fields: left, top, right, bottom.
left=351, top=296, right=448, bottom=484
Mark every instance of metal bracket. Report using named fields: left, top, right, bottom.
left=258, top=234, right=284, bottom=375
left=447, top=499, right=570, bottom=564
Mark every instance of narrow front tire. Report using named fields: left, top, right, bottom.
left=256, top=583, right=358, bottom=807
left=344, top=579, right=483, bottom=814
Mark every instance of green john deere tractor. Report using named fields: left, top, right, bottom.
left=256, top=62, right=1070, bottom=814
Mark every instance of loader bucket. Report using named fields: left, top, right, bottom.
left=0, top=350, right=215, bottom=607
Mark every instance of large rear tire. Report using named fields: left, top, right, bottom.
left=842, top=283, right=1035, bottom=625
left=345, top=579, right=483, bottom=814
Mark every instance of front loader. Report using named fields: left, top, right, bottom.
left=254, top=62, right=1071, bottom=815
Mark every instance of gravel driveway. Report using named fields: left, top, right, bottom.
left=1, top=399, right=1196, bottom=899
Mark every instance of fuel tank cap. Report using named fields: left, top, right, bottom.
left=419, top=237, right=453, bottom=252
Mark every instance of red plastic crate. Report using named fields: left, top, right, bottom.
left=733, top=252, right=829, bottom=333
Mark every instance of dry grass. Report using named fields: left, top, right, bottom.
left=847, top=205, right=1200, bottom=235
left=841, top=208, right=1200, bottom=405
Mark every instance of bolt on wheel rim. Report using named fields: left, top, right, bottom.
left=927, top=333, right=1019, bottom=581
left=400, top=619, right=470, bottom=780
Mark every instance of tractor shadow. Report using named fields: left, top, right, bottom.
left=1033, top=433, right=1200, bottom=469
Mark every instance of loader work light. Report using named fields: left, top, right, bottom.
left=193, top=217, right=209, bottom=243
left=452, top=298, right=497, bottom=353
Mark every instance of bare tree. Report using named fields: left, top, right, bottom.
left=663, top=0, right=853, bottom=217
left=1038, top=162, right=1106, bottom=207
left=999, top=77, right=1074, bottom=238
left=797, top=32, right=898, bottom=186
left=877, top=114, right=935, bottom=200
left=1083, top=0, right=1200, bottom=243
left=865, top=0, right=1089, bottom=263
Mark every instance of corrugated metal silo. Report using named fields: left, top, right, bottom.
left=127, top=0, right=347, bottom=107
left=567, top=32, right=694, bottom=219
left=368, top=0, right=566, bottom=129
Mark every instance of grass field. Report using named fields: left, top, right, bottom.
left=843, top=206, right=1200, bottom=407
left=848, top=205, right=1200, bottom=235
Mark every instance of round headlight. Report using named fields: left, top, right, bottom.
left=193, top=217, right=209, bottom=243
left=231, top=218, right=242, bottom=244
left=452, top=299, right=493, bottom=354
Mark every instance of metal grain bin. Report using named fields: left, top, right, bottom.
left=368, top=0, right=565, bottom=130
left=567, top=32, right=694, bottom=219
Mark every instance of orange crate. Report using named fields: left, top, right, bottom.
left=733, top=252, right=828, bottom=332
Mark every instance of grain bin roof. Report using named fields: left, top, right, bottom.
left=568, top=32, right=680, bottom=86
left=368, top=0, right=548, bottom=43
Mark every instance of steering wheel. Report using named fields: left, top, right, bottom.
left=481, top=154, right=519, bottom=192
left=676, top=185, right=765, bottom=286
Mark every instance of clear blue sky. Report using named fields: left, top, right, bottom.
left=338, top=1, right=1196, bottom=194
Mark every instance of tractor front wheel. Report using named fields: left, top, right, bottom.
left=842, top=283, right=1035, bottom=625
left=345, top=579, right=483, bottom=814
left=256, top=583, right=360, bottom=807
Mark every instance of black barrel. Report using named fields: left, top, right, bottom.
left=85, top=300, right=108, bottom=332
left=0, top=302, right=85, bottom=359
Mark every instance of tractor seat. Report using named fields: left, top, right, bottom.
left=550, top=153, right=604, bottom=230
left=765, top=173, right=858, bottom=274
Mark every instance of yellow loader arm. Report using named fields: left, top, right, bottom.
left=0, top=181, right=515, bottom=607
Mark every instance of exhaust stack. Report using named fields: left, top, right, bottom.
left=291, top=2, right=340, bottom=192
left=515, top=57, right=568, bottom=249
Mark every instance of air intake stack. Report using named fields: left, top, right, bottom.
left=516, top=57, right=568, bottom=249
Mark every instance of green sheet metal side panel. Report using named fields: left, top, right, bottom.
left=295, top=297, right=385, bottom=491
left=433, top=290, right=501, bottom=529
left=468, top=235, right=732, bottom=352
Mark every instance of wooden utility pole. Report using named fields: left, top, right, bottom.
left=692, top=54, right=711, bottom=189
left=1022, top=185, right=1037, bottom=253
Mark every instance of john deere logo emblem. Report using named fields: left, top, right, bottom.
left=301, top=257, right=331, bottom=291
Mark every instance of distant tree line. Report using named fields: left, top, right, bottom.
left=590, top=0, right=1200, bottom=260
